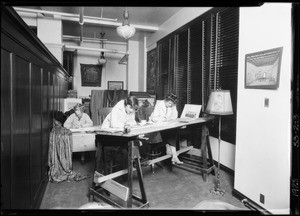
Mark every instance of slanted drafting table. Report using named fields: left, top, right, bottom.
left=90, top=116, right=215, bottom=208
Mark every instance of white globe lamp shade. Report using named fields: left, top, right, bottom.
left=116, top=25, right=136, bottom=40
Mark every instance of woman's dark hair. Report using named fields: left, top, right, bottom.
left=124, top=96, right=139, bottom=112
left=165, top=93, right=178, bottom=104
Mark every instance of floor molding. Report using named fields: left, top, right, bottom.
left=232, top=189, right=271, bottom=214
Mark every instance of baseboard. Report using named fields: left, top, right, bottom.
left=218, top=161, right=234, bottom=176
left=33, top=175, right=49, bottom=209
left=232, top=189, right=271, bottom=214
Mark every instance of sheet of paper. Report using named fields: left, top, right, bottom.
left=70, top=126, right=102, bottom=133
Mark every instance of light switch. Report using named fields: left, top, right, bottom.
left=264, top=98, right=269, bottom=107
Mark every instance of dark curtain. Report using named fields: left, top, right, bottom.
left=103, top=90, right=128, bottom=107
left=90, top=90, right=105, bottom=126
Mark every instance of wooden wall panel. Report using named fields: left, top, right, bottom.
left=30, top=63, right=42, bottom=205
left=1, top=5, right=70, bottom=209
left=41, top=70, right=50, bottom=178
left=1, top=48, right=12, bottom=209
left=11, top=55, right=31, bottom=209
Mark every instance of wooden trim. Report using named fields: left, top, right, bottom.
left=2, top=5, right=69, bottom=77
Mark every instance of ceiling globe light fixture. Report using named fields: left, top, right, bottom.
left=116, top=7, right=135, bottom=40
left=98, top=32, right=107, bottom=65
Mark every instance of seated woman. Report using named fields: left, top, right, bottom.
left=147, top=93, right=183, bottom=165
left=63, top=103, right=93, bottom=129
left=101, top=96, right=139, bottom=130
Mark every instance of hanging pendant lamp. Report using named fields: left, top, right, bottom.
left=98, top=32, right=107, bottom=65
left=116, top=7, right=135, bottom=40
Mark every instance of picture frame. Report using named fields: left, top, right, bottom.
left=245, top=47, right=283, bottom=89
left=107, top=81, right=123, bottom=90
left=147, top=48, right=157, bottom=94
left=80, top=64, right=102, bottom=87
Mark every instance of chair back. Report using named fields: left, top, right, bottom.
left=139, top=106, right=154, bottom=121
left=98, top=107, right=112, bottom=126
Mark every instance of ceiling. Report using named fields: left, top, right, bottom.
left=17, top=6, right=184, bottom=42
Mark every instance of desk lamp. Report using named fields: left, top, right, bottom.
left=205, top=89, right=233, bottom=196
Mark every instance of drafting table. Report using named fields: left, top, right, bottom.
left=89, top=116, right=215, bottom=208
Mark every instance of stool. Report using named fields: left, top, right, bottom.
left=102, top=146, right=124, bottom=175
left=145, top=143, right=162, bottom=173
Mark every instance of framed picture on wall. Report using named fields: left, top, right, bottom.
left=245, top=47, right=283, bottom=89
left=107, top=81, right=123, bottom=90
left=80, top=64, right=102, bottom=87
left=147, top=48, right=157, bottom=94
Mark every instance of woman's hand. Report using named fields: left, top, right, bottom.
left=124, top=124, right=131, bottom=133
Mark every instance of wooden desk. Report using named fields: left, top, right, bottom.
left=90, top=116, right=215, bottom=208
left=71, top=133, right=99, bottom=164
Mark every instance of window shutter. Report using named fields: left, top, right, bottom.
left=157, top=36, right=175, bottom=100
left=175, top=29, right=188, bottom=114
left=189, top=20, right=209, bottom=109
left=156, top=7, right=239, bottom=144
left=209, top=7, right=239, bottom=143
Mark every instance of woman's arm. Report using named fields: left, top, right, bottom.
left=110, top=108, right=127, bottom=128
left=63, top=114, right=74, bottom=129
left=82, top=113, right=94, bottom=127
left=126, top=112, right=137, bottom=126
left=149, top=102, right=165, bottom=122
left=169, top=106, right=178, bottom=120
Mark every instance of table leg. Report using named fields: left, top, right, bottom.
left=201, top=126, right=208, bottom=181
left=127, top=141, right=133, bottom=207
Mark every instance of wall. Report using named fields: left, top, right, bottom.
left=37, top=15, right=63, bottom=64
left=16, top=9, right=145, bottom=98
left=67, top=41, right=128, bottom=97
left=234, top=3, right=292, bottom=214
left=146, top=7, right=212, bottom=50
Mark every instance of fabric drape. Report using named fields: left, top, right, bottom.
left=48, top=120, right=73, bottom=183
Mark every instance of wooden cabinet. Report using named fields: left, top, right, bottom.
left=1, top=5, right=70, bottom=209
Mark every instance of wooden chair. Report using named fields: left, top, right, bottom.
left=98, top=107, right=124, bottom=175
left=98, top=107, right=112, bottom=126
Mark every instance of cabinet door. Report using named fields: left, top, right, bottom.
left=1, top=48, right=12, bottom=209
left=11, top=55, right=31, bottom=209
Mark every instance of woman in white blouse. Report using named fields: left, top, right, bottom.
left=147, top=93, right=183, bottom=165
left=101, top=96, right=139, bottom=131
left=63, top=103, right=93, bottom=129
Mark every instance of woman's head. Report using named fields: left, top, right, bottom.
left=124, top=96, right=139, bottom=114
left=164, top=93, right=177, bottom=108
left=73, top=103, right=84, bottom=118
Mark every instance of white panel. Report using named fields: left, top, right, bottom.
left=235, top=3, right=292, bottom=214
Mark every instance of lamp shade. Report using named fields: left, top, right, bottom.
left=116, top=25, right=136, bottom=40
left=205, top=90, right=233, bottom=115
left=116, top=8, right=135, bottom=40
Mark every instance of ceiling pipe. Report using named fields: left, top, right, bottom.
left=13, top=7, right=158, bottom=32
left=63, top=35, right=127, bottom=46
left=79, top=7, right=84, bottom=44
left=13, top=6, right=117, bottom=21
left=63, top=44, right=129, bottom=55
